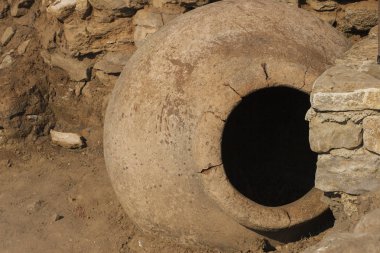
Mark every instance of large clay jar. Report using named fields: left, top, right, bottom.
left=104, top=0, right=349, bottom=250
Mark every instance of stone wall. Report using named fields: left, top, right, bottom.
left=308, top=28, right=380, bottom=195
left=303, top=27, right=380, bottom=253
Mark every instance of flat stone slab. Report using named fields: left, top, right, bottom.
left=311, top=66, right=380, bottom=111
left=309, top=117, right=362, bottom=153
left=315, top=149, right=380, bottom=194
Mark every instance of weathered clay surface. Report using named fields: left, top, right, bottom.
left=104, top=0, right=348, bottom=249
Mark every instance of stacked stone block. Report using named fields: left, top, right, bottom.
left=308, top=34, right=380, bottom=195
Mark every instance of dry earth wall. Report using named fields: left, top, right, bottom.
left=0, top=0, right=378, bottom=144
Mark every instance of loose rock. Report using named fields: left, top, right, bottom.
left=50, top=129, right=85, bottom=149
left=93, top=51, right=131, bottom=74
left=306, top=0, right=337, bottom=12
left=52, top=213, right=64, bottom=222
left=47, top=0, right=77, bottom=21
left=1, top=27, right=16, bottom=46
left=17, top=39, right=30, bottom=55
left=42, top=52, right=91, bottom=81
left=0, top=55, right=13, bottom=69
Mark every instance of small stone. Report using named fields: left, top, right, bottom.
left=95, top=71, right=118, bottom=86
left=363, top=116, right=380, bottom=155
left=26, top=200, right=45, bottom=214
left=133, top=8, right=163, bottom=28
left=75, top=0, right=90, bottom=19
left=342, top=1, right=378, bottom=32
left=1, top=27, right=15, bottom=46
left=94, top=51, right=132, bottom=74
left=17, top=39, right=30, bottom=55
left=50, top=129, right=85, bottom=149
left=309, top=117, right=362, bottom=153
left=0, top=55, right=13, bottom=69
left=52, top=213, right=64, bottom=222
left=47, top=53, right=90, bottom=81
left=306, top=0, right=337, bottom=12
left=47, top=0, right=77, bottom=21
left=315, top=149, right=380, bottom=194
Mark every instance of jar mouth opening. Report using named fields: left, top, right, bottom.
left=200, top=85, right=332, bottom=234
left=221, top=86, right=316, bottom=207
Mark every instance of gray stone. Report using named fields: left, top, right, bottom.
left=311, top=66, right=380, bottom=111
left=363, top=116, right=380, bottom=155
left=309, top=117, right=362, bottom=153
left=94, top=51, right=131, bottom=74
left=50, top=130, right=84, bottom=149
left=312, top=88, right=380, bottom=112
left=1, top=27, right=15, bottom=46
left=316, top=149, right=380, bottom=194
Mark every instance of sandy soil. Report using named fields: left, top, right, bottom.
left=0, top=135, right=230, bottom=253
left=0, top=136, right=331, bottom=253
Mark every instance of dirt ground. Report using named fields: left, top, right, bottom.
left=0, top=135, right=330, bottom=253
